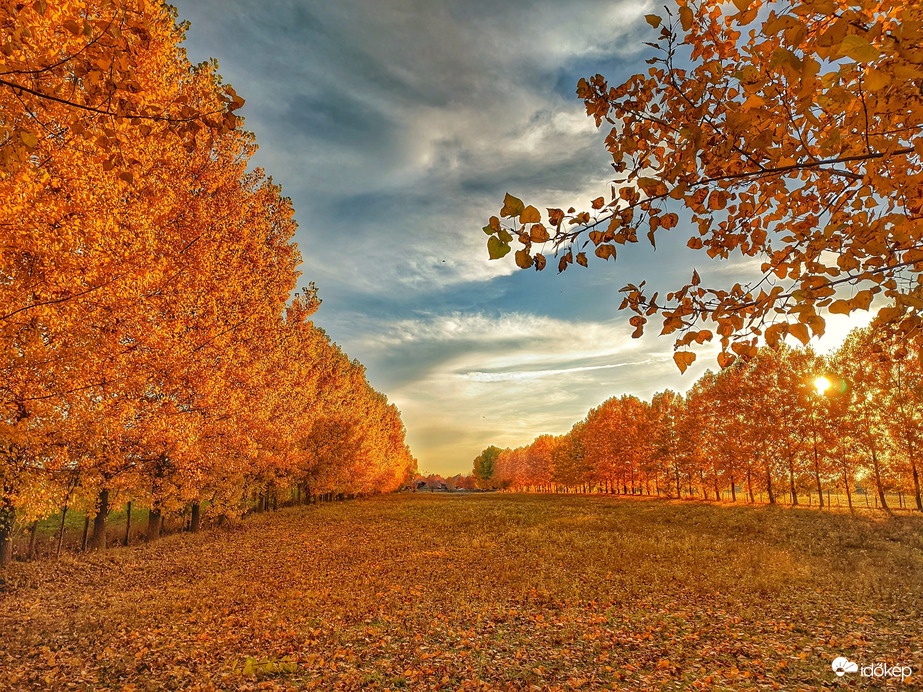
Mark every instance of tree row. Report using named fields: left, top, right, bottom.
left=0, top=0, right=416, bottom=564
left=474, top=327, right=923, bottom=513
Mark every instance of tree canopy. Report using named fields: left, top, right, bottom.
left=483, top=0, right=923, bottom=371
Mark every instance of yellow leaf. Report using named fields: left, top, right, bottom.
left=828, top=299, right=851, bottom=315
left=529, top=224, right=550, bottom=243
left=864, top=69, right=890, bottom=91
left=673, top=351, right=696, bottom=373
left=679, top=6, right=694, bottom=32
left=732, top=0, right=750, bottom=11
left=789, top=322, right=810, bottom=345
left=840, top=35, right=880, bottom=63
left=645, top=14, right=662, bottom=28
left=515, top=249, right=534, bottom=269
left=520, top=205, right=541, bottom=224
left=19, top=130, right=38, bottom=148
left=595, top=244, right=616, bottom=261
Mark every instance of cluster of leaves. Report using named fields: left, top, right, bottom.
left=484, top=0, right=923, bottom=368
left=482, top=326, right=923, bottom=513
left=0, top=0, right=416, bottom=563
left=1, top=494, right=920, bottom=689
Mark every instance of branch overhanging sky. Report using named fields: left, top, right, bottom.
left=176, top=0, right=872, bottom=475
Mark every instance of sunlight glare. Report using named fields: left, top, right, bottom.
left=814, top=376, right=832, bottom=394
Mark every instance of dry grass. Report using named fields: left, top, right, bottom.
left=1, top=493, right=921, bottom=690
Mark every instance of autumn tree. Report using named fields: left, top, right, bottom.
left=473, top=446, right=501, bottom=489
left=483, top=0, right=923, bottom=370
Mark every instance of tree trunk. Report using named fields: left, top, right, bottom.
left=57, top=503, right=68, bottom=557
left=147, top=506, right=162, bottom=541
left=871, top=448, right=890, bottom=512
left=89, top=488, right=109, bottom=551
left=910, top=452, right=923, bottom=511
left=812, top=430, right=824, bottom=508
left=764, top=457, right=775, bottom=505
left=81, top=514, right=90, bottom=552
left=124, top=501, right=132, bottom=546
left=0, top=495, right=14, bottom=567
left=747, top=469, right=754, bottom=503
left=0, top=530, right=10, bottom=567
left=730, top=473, right=736, bottom=502
left=190, top=502, right=201, bottom=533
left=788, top=460, right=798, bottom=507
left=27, top=520, right=38, bottom=560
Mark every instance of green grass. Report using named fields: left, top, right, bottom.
left=1, top=493, right=921, bottom=690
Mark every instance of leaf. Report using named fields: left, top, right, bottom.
left=595, top=244, right=616, bottom=261
left=732, top=0, right=750, bottom=10
left=828, top=299, right=851, bottom=315
left=520, top=205, right=541, bottom=224
left=645, top=14, right=662, bottom=28
left=32, top=0, right=47, bottom=15
left=501, top=193, right=525, bottom=218
left=529, top=224, right=550, bottom=243
left=691, top=269, right=701, bottom=286
left=673, top=351, right=696, bottom=373
left=63, top=19, right=81, bottom=35
left=788, top=322, right=810, bottom=345
left=118, top=171, right=135, bottom=184
left=19, top=130, right=38, bottom=148
left=717, top=351, right=735, bottom=369
left=839, top=35, right=880, bottom=63
left=534, top=253, right=546, bottom=270
left=515, top=249, right=534, bottom=269
left=487, top=236, right=511, bottom=260
left=482, top=225, right=495, bottom=236
left=576, top=252, right=588, bottom=267
left=679, top=6, right=694, bottom=32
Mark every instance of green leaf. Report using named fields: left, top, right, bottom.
left=482, top=225, right=495, bottom=235
left=500, top=192, right=525, bottom=218
left=488, top=236, right=511, bottom=260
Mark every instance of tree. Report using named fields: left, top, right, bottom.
left=472, top=446, right=501, bottom=489
left=483, top=0, right=923, bottom=370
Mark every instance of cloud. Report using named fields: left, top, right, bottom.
left=175, top=1, right=878, bottom=477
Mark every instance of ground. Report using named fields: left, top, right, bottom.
left=1, top=493, right=921, bottom=690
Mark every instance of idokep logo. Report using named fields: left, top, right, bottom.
left=832, top=656, right=913, bottom=682
left=832, top=657, right=858, bottom=677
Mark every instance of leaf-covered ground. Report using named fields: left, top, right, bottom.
left=1, top=494, right=922, bottom=690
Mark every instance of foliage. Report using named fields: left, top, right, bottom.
left=0, top=0, right=416, bottom=563
left=1, top=494, right=921, bottom=689
left=472, top=445, right=501, bottom=489
left=483, top=0, right=923, bottom=370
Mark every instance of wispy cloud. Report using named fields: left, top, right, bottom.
left=176, top=0, right=876, bottom=476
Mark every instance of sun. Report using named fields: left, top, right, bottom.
left=814, top=376, right=832, bottom=394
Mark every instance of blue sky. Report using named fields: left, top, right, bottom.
left=175, top=0, right=870, bottom=475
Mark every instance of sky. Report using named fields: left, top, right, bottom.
left=174, top=0, right=871, bottom=476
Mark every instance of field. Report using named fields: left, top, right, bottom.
left=1, top=494, right=921, bottom=690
